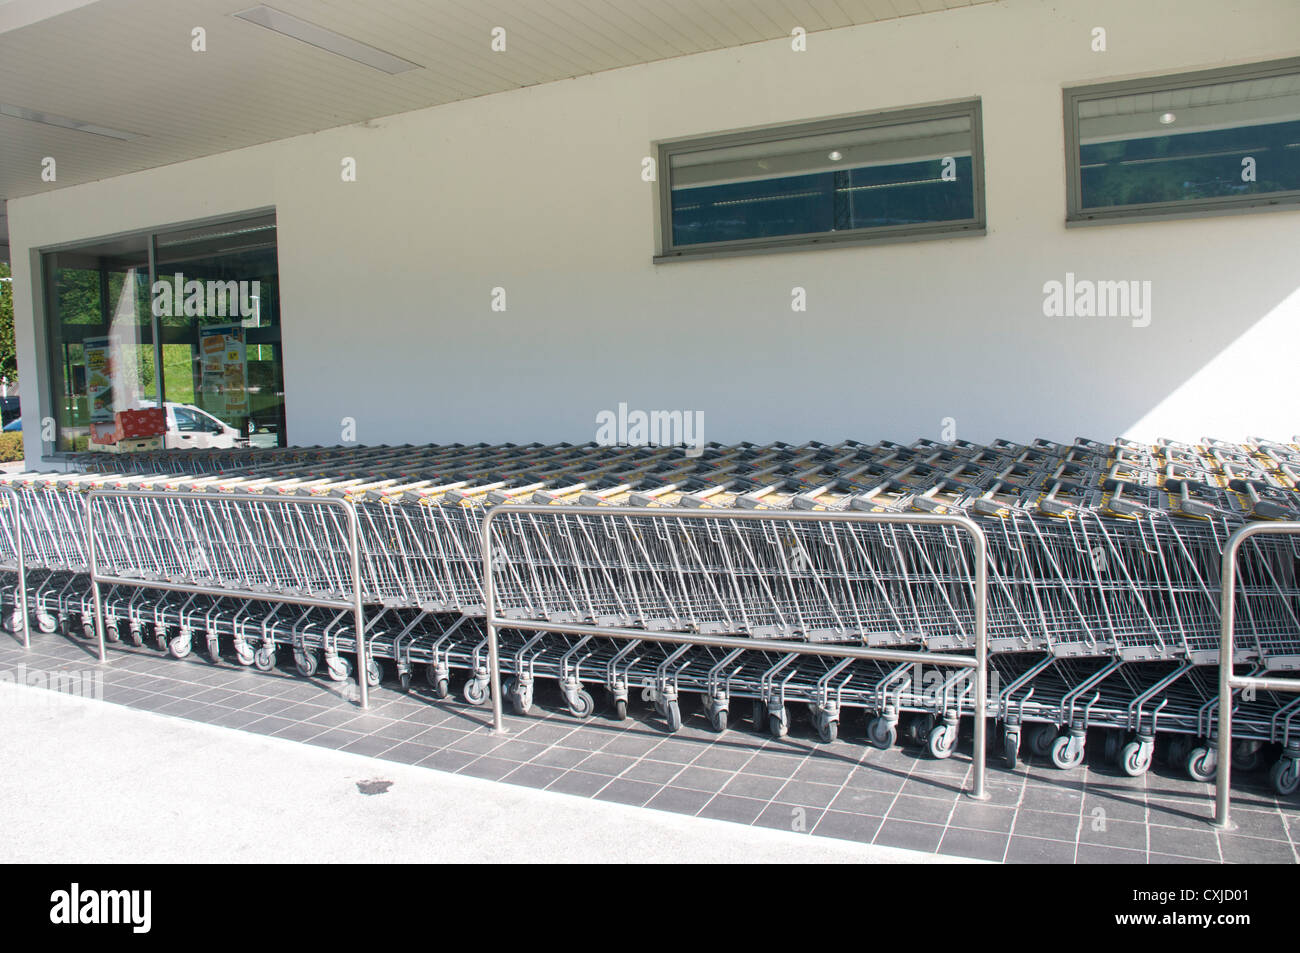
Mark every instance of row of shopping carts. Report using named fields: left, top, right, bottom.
left=2, top=435, right=1298, bottom=796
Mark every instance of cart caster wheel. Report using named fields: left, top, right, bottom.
left=1003, top=731, right=1020, bottom=770
left=905, top=713, right=935, bottom=747
left=58, top=616, right=73, bottom=637
left=768, top=711, right=788, bottom=739
left=399, top=671, right=412, bottom=692
left=234, top=643, right=255, bottom=666
left=206, top=638, right=221, bottom=664
left=1121, top=740, right=1154, bottom=777
left=82, top=621, right=97, bottom=641
left=365, top=659, right=382, bottom=688
left=1050, top=734, right=1085, bottom=770
left=462, top=677, right=488, bottom=707
left=36, top=612, right=57, bottom=634
left=1232, top=741, right=1263, bottom=773
left=505, top=679, right=531, bottom=716
left=707, top=707, right=728, bottom=733
left=1103, top=731, right=1122, bottom=766
left=752, top=700, right=767, bottom=732
left=168, top=634, right=192, bottom=659
left=425, top=666, right=449, bottom=697
left=567, top=690, right=595, bottom=719
left=664, top=699, right=682, bottom=733
left=928, top=723, right=958, bottom=760
left=1185, top=745, right=1216, bottom=783
left=613, top=697, right=628, bottom=721
left=1269, top=757, right=1299, bottom=797
left=867, top=716, right=896, bottom=750
left=294, top=650, right=318, bottom=678
left=1, top=610, right=14, bottom=634
left=1028, top=723, right=1056, bottom=759
left=104, top=623, right=120, bottom=644
left=127, top=625, right=143, bottom=648
left=253, top=646, right=276, bottom=672
left=154, top=628, right=168, bottom=652
left=816, top=717, right=839, bottom=745
left=325, top=656, right=351, bottom=683
left=1165, top=735, right=1191, bottom=767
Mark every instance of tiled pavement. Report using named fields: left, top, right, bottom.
left=3, top=632, right=1297, bottom=864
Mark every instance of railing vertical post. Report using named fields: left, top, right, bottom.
left=971, top=525, right=989, bottom=801
left=345, top=501, right=368, bottom=710
left=1, top=487, right=29, bottom=649
left=84, top=493, right=107, bottom=664
left=1213, top=521, right=1300, bottom=829
left=483, top=508, right=505, bottom=732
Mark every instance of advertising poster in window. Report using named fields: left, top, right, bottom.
left=84, top=336, right=114, bottom=422
left=199, top=324, right=248, bottom=419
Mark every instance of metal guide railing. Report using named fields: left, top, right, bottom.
left=85, top=488, right=371, bottom=708
left=482, top=504, right=992, bottom=800
left=0, top=485, right=29, bottom=649
left=1214, top=520, right=1300, bottom=829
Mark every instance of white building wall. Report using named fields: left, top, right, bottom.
left=8, top=0, right=1300, bottom=465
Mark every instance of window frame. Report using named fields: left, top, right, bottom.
left=1064, top=57, right=1300, bottom=226
left=654, top=98, right=986, bottom=262
left=36, top=207, right=281, bottom=457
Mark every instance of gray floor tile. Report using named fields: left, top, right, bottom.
left=457, top=756, right=519, bottom=782
left=307, top=728, right=365, bottom=750
left=1076, top=843, right=1146, bottom=864
left=673, top=765, right=734, bottom=794
left=754, top=802, right=823, bottom=834
left=1147, top=825, right=1221, bottom=861
left=697, top=793, right=768, bottom=825
left=1079, top=816, right=1147, bottom=852
left=812, top=810, right=882, bottom=844
left=792, top=757, right=857, bottom=786
left=1217, top=832, right=1298, bottom=864
left=502, top=763, right=566, bottom=790
left=530, top=746, right=593, bottom=770
left=645, top=786, right=714, bottom=816
left=887, top=793, right=955, bottom=825
left=595, top=779, right=662, bottom=808
left=575, top=751, right=637, bottom=778
left=948, top=799, right=1017, bottom=834
left=546, top=770, right=611, bottom=798
left=691, top=745, right=756, bottom=772
left=380, top=741, right=439, bottom=765
left=774, top=779, right=840, bottom=809
left=340, top=735, right=398, bottom=758
left=417, top=748, right=477, bottom=772
left=939, top=826, right=1008, bottom=862
left=827, top=787, right=896, bottom=817
left=719, top=772, right=786, bottom=801
left=1012, top=809, right=1080, bottom=842
left=873, top=818, right=943, bottom=853
left=1005, top=835, right=1076, bottom=864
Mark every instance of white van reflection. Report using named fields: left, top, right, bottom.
left=137, top=401, right=249, bottom=450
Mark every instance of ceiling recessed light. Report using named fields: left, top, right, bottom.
left=233, top=6, right=421, bottom=74
left=0, top=103, right=139, bottom=140
left=1159, top=112, right=1176, bottom=125
left=827, top=150, right=843, bottom=161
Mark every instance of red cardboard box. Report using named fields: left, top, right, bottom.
left=89, top=422, right=118, bottom=446
left=114, top=408, right=166, bottom=439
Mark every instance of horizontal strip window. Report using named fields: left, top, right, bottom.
left=1065, top=57, right=1300, bottom=224
left=656, top=100, right=985, bottom=260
